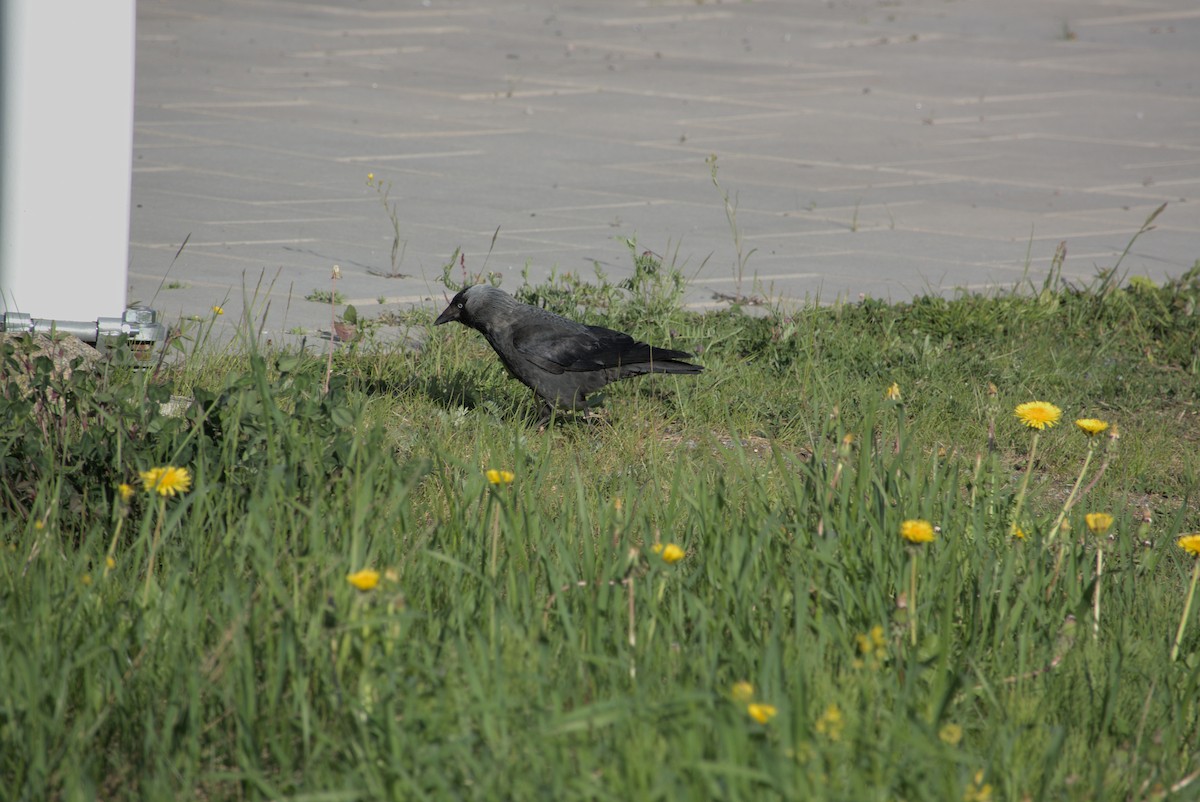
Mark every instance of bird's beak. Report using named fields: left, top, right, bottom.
left=434, top=303, right=459, bottom=326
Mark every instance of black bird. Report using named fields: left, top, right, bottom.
left=434, top=285, right=703, bottom=424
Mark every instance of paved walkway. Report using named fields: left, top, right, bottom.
left=130, top=0, right=1200, bottom=339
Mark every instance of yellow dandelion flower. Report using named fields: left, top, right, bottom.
left=963, top=770, right=993, bottom=802
left=869, top=625, right=887, bottom=659
left=211, top=305, right=224, bottom=316
left=653, top=543, right=685, bottom=564
left=1011, top=523, right=1027, bottom=540
left=346, top=569, right=380, bottom=591
left=485, top=469, right=515, bottom=486
left=1075, top=418, right=1108, bottom=436
left=747, top=703, right=778, bottom=724
left=81, top=573, right=92, bottom=586
left=939, top=722, right=963, bottom=746
left=900, top=519, right=935, bottom=544
left=1014, top=401, right=1062, bottom=430
left=885, top=382, right=901, bottom=401
left=1177, top=534, right=1200, bottom=557
left=1085, top=512, right=1114, bottom=536
left=105, top=556, right=116, bottom=570
left=855, top=625, right=887, bottom=660
left=731, top=681, right=755, bottom=703
left=117, top=483, right=134, bottom=502
left=814, top=703, right=844, bottom=741
left=366, top=172, right=375, bottom=183
left=140, top=466, right=192, bottom=497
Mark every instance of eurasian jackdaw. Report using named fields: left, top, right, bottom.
left=435, top=285, right=703, bottom=423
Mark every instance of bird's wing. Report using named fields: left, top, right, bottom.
left=512, top=323, right=639, bottom=374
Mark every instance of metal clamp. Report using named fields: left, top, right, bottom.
left=1, top=307, right=166, bottom=345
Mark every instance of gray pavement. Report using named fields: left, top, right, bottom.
left=129, top=0, right=1200, bottom=342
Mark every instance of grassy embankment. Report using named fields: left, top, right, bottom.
left=2, top=238, right=1199, bottom=800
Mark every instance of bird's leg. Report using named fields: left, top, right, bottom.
left=535, top=402, right=553, bottom=430
left=580, top=395, right=604, bottom=427
left=584, top=397, right=609, bottom=428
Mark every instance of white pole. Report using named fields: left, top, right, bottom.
left=1, top=0, right=137, bottom=323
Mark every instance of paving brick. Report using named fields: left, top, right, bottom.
left=129, top=0, right=1200, bottom=342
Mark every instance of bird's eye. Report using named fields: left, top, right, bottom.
left=457, top=303, right=464, bottom=309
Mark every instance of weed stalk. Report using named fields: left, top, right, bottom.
left=1171, top=560, right=1200, bottom=662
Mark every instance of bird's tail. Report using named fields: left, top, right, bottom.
left=635, top=346, right=704, bottom=375
left=647, top=358, right=704, bottom=374
left=649, top=345, right=702, bottom=369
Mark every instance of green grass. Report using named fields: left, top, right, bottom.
left=305, top=289, right=346, bottom=305
left=2, top=258, right=1200, bottom=801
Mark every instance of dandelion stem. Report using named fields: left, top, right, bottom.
left=104, top=517, right=125, bottom=579
left=323, top=267, right=339, bottom=395
left=1171, top=560, right=1200, bottom=662
left=143, top=497, right=166, bottom=604
left=1048, top=441, right=1095, bottom=545
left=1009, top=432, right=1040, bottom=536
left=488, top=492, right=502, bottom=647
left=1075, top=450, right=1114, bottom=508
left=909, top=550, right=919, bottom=647
left=644, top=576, right=669, bottom=650
left=627, top=575, right=636, bottom=680
left=1093, top=546, right=1103, bottom=640
left=489, top=495, right=501, bottom=579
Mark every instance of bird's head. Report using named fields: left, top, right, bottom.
left=434, top=285, right=508, bottom=328
left=434, top=287, right=470, bottom=326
